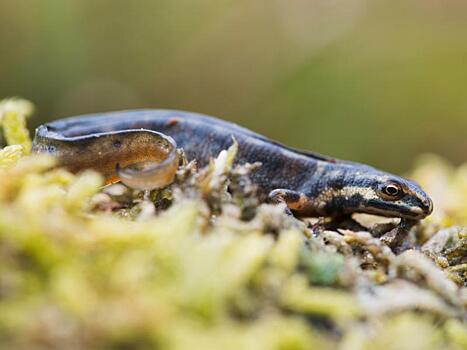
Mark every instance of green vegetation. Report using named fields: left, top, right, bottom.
left=0, top=99, right=465, bottom=349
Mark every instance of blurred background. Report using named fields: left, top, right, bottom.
left=0, top=0, right=466, bottom=173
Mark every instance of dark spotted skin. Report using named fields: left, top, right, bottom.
left=32, top=109, right=433, bottom=223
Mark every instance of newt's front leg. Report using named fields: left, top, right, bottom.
left=269, top=188, right=417, bottom=251
left=380, top=218, right=418, bottom=251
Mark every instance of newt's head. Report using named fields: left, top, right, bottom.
left=312, top=165, right=433, bottom=220
left=357, top=175, right=432, bottom=220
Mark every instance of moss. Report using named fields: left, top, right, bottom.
left=299, top=248, right=345, bottom=286
left=0, top=145, right=24, bottom=169
left=0, top=98, right=34, bottom=154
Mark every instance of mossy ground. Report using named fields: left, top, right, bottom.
left=0, top=99, right=465, bottom=350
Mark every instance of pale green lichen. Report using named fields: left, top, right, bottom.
left=0, top=97, right=465, bottom=349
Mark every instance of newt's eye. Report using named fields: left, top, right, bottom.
left=384, top=184, right=400, bottom=196
left=379, top=182, right=403, bottom=200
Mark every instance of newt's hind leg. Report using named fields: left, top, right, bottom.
left=268, top=189, right=312, bottom=215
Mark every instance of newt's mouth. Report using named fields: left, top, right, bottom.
left=364, top=199, right=432, bottom=220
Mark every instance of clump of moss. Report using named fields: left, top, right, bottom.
left=0, top=98, right=465, bottom=350
left=0, top=98, right=33, bottom=154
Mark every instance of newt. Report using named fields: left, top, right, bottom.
left=32, top=109, right=433, bottom=228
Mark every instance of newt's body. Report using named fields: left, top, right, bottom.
left=32, top=110, right=433, bottom=223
